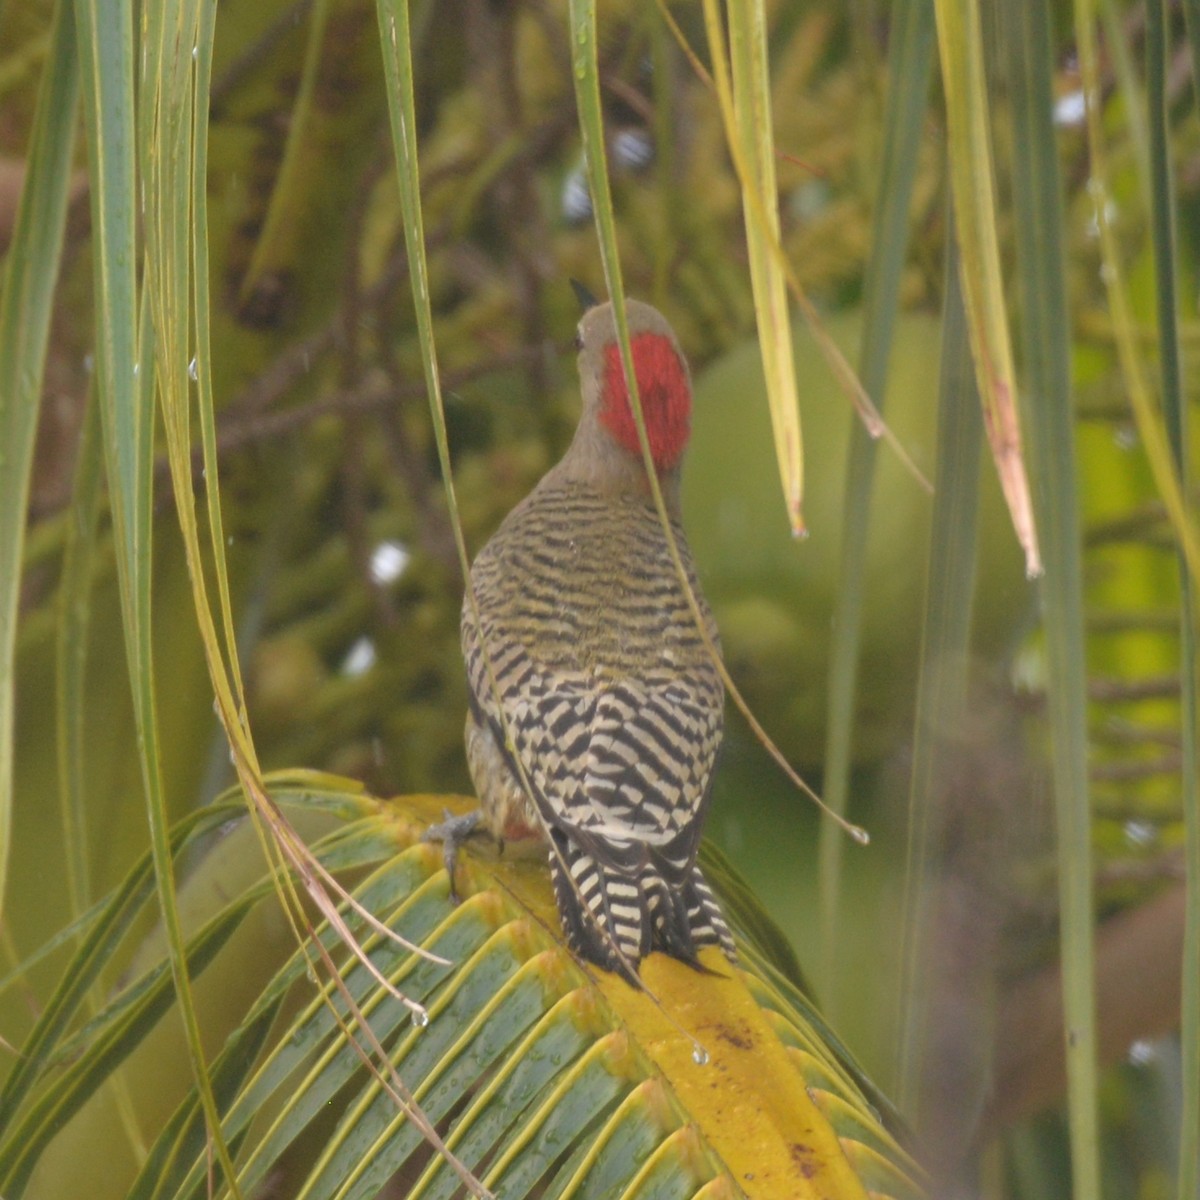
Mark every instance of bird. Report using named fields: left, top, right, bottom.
left=430, top=294, right=736, bottom=978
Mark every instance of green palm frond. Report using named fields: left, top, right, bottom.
left=7, top=781, right=923, bottom=1200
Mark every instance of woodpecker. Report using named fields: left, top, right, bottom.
left=434, top=296, right=736, bottom=977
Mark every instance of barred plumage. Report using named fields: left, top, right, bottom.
left=454, top=298, right=737, bottom=976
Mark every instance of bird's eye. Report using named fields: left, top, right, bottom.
left=573, top=330, right=584, bottom=352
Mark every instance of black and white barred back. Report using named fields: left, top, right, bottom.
left=462, top=478, right=737, bottom=975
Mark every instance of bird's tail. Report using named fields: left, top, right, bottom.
left=549, top=834, right=737, bottom=976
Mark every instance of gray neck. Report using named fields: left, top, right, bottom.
left=547, top=410, right=683, bottom=517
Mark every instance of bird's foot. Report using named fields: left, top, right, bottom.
left=423, top=809, right=486, bottom=903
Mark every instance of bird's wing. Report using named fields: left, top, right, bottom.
left=572, top=676, right=721, bottom=879
left=471, top=642, right=721, bottom=884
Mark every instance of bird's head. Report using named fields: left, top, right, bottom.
left=575, top=299, right=692, bottom=475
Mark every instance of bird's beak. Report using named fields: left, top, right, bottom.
left=570, top=278, right=599, bottom=312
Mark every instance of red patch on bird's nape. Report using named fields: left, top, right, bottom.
left=599, top=333, right=692, bottom=473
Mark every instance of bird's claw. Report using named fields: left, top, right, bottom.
left=423, top=809, right=485, bottom=903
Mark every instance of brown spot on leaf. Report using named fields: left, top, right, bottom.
left=714, top=1021, right=753, bottom=1050
left=790, top=1143, right=818, bottom=1179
